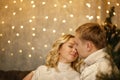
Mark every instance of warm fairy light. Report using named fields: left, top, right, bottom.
left=8, top=40, right=11, bottom=43
left=39, top=56, right=42, bottom=59
left=43, top=28, right=46, bottom=31
left=19, top=50, right=22, bottom=53
left=31, top=1, right=34, bottom=4
left=98, top=6, right=101, bottom=9
left=32, top=4, right=36, bottom=8
left=12, top=26, right=15, bottom=29
left=97, top=16, right=100, bottom=19
left=44, top=44, right=48, bottom=48
left=69, top=28, right=73, bottom=31
left=32, top=16, right=35, bottom=19
left=16, top=33, right=20, bottom=36
left=53, top=30, right=56, bottom=33
left=20, top=0, right=23, bottom=2
left=106, top=10, right=109, bottom=13
left=20, top=25, right=24, bottom=29
left=42, top=2, right=46, bottom=5
left=63, top=5, right=67, bottom=8
left=113, top=12, right=116, bottom=15
left=53, top=18, right=57, bottom=21
left=13, top=12, right=16, bottom=15
left=62, top=20, right=66, bottom=23
left=61, top=33, right=65, bottom=35
left=0, top=34, right=2, bottom=36
left=11, top=53, right=14, bottom=56
left=86, top=15, right=93, bottom=20
left=29, top=19, right=32, bottom=23
left=86, top=3, right=91, bottom=8
left=32, top=33, right=36, bottom=36
left=1, top=48, right=5, bottom=51
left=13, top=0, right=16, bottom=3
left=28, top=54, right=32, bottom=58
left=2, top=21, right=5, bottom=24
left=19, top=8, right=22, bottom=11
left=69, top=1, right=72, bottom=4
left=31, top=47, right=35, bottom=50
left=32, top=27, right=35, bottom=30
left=107, top=2, right=110, bottom=5
left=70, top=14, right=74, bottom=18
left=5, top=5, right=8, bottom=9
left=27, top=42, right=31, bottom=45
left=54, top=4, right=57, bottom=7
left=45, top=16, right=49, bottom=19
left=116, top=3, right=119, bottom=6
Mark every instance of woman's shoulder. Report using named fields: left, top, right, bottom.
left=36, top=65, right=48, bottom=71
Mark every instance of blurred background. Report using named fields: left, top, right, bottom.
left=0, top=0, right=120, bottom=72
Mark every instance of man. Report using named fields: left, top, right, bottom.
left=75, top=23, right=118, bottom=80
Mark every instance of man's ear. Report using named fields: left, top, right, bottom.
left=86, top=41, right=93, bottom=52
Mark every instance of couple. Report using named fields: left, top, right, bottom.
left=23, top=23, right=118, bottom=80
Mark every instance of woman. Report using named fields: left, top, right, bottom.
left=23, top=34, right=80, bottom=80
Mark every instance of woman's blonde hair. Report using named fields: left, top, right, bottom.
left=45, top=34, right=79, bottom=71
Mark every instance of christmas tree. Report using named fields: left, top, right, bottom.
left=97, top=6, right=120, bottom=80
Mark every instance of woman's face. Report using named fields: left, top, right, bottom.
left=58, top=38, right=78, bottom=63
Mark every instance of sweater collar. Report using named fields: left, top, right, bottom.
left=84, top=48, right=108, bottom=66
left=57, top=62, right=72, bottom=71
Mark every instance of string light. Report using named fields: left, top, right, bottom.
left=61, top=33, right=65, bottom=35
left=27, top=42, right=31, bottom=45
left=42, top=2, right=46, bottom=5
left=43, top=28, right=46, bottom=31
left=62, top=20, right=66, bottom=23
left=63, top=5, right=67, bottom=8
left=29, top=19, right=32, bottom=23
left=1, top=48, right=5, bottom=51
left=53, top=18, right=57, bottom=21
left=8, top=40, right=11, bottom=44
left=32, top=27, right=35, bottom=30
left=54, top=4, right=57, bottom=7
left=107, top=2, right=110, bottom=5
left=52, top=29, right=56, bottom=33
left=19, top=8, right=22, bottom=11
left=19, top=49, right=22, bottom=53
left=31, top=47, right=35, bottom=50
left=70, top=14, right=74, bottom=18
left=12, top=26, right=15, bottom=29
left=45, top=16, right=49, bottom=19
left=13, top=12, right=16, bottom=16
left=98, top=6, right=101, bottom=9
left=69, top=28, right=73, bottom=31
left=116, top=3, right=119, bottom=6
left=32, top=4, right=36, bottom=8
left=13, top=0, right=16, bottom=4
left=5, top=5, right=8, bottom=9
left=0, top=34, right=3, bottom=37
left=20, top=0, right=23, bottom=2
left=97, top=16, right=100, bottom=19
left=20, top=25, right=24, bottom=29
left=32, top=33, right=36, bottom=36
left=113, top=12, right=116, bottom=15
left=28, top=54, right=32, bottom=58
left=106, top=10, right=109, bottom=13
left=31, top=1, right=34, bottom=4
left=44, top=44, right=48, bottom=48
left=16, top=33, right=20, bottom=36
left=32, top=16, right=36, bottom=19
left=1, top=21, right=5, bottom=24
left=10, top=53, right=14, bottom=56
left=69, top=1, right=72, bottom=4
left=86, top=3, right=91, bottom=8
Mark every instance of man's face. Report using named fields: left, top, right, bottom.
left=75, top=33, right=88, bottom=58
